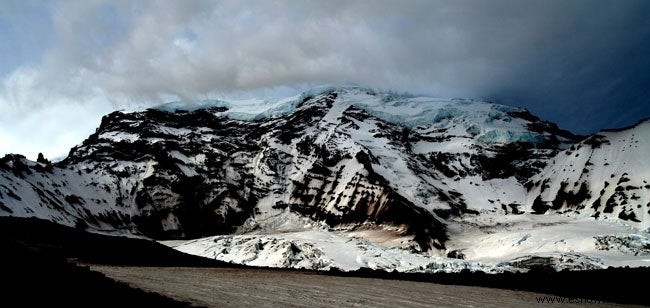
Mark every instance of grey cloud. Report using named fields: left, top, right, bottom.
left=2, top=0, right=649, bottom=133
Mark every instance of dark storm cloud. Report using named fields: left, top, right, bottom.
left=2, top=0, right=649, bottom=134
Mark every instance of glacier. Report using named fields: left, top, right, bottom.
left=153, top=86, right=551, bottom=146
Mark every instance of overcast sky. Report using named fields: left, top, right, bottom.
left=1, top=0, right=649, bottom=160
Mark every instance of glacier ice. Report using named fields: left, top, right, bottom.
left=152, top=86, right=546, bottom=146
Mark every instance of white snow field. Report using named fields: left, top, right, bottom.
left=164, top=212, right=650, bottom=272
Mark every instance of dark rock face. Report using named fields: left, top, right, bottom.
left=446, top=249, right=466, bottom=260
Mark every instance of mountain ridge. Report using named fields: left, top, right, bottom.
left=1, top=86, right=648, bottom=272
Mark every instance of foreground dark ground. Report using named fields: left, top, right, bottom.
left=0, top=217, right=648, bottom=307
left=0, top=217, right=224, bottom=307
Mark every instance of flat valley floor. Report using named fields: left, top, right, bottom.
left=89, top=265, right=626, bottom=307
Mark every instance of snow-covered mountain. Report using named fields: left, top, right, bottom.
left=1, top=86, right=648, bottom=272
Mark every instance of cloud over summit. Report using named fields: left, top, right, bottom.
left=1, top=0, right=649, bottom=158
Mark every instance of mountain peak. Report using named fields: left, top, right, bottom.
left=146, top=86, right=576, bottom=148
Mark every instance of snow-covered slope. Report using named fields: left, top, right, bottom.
left=0, top=154, right=138, bottom=234
left=1, top=86, right=648, bottom=272
left=165, top=212, right=650, bottom=272
left=163, top=229, right=510, bottom=273
left=526, top=119, right=650, bottom=228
